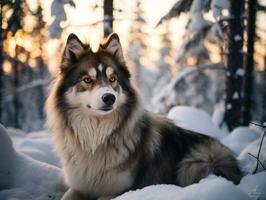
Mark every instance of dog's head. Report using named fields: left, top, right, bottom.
left=57, top=33, right=133, bottom=116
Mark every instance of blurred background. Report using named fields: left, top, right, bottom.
left=0, top=0, right=265, bottom=132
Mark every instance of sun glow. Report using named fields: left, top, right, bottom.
left=3, top=61, right=12, bottom=74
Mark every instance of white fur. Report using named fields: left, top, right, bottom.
left=98, top=64, right=103, bottom=72
left=106, top=67, right=114, bottom=78
left=88, top=68, right=97, bottom=77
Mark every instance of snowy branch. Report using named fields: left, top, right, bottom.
left=49, top=0, right=76, bottom=38
left=257, top=3, right=266, bottom=12
left=175, top=25, right=211, bottom=63
left=156, top=0, right=193, bottom=27
left=151, top=62, right=225, bottom=109
left=3, top=78, right=52, bottom=103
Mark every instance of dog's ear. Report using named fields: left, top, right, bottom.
left=61, top=33, right=88, bottom=71
left=102, top=33, right=125, bottom=65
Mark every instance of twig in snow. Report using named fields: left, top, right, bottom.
left=248, top=121, right=266, bottom=174
left=248, top=153, right=266, bottom=171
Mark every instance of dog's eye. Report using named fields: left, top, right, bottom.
left=83, top=77, right=93, bottom=84
left=109, top=76, right=116, bottom=83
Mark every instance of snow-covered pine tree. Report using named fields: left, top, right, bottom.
left=157, top=0, right=226, bottom=66
left=49, top=0, right=76, bottom=38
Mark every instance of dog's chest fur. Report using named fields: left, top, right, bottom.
left=64, top=144, right=135, bottom=196
left=52, top=108, right=141, bottom=196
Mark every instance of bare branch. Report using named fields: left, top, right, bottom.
left=248, top=122, right=266, bottom=174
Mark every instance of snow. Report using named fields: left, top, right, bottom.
left=117, top=175, right=251, bottom=200
left=115, top=185, right=182, bottom=200
left=168, top=106, right=226, bottom=140
left=188, top=0, right=209, bottom=33
left=210, top=23, right=224, bottom=41
left=211, top=0, right=230, bottom=20
left=236, top=68, right=245, bottom=76
left=0, top=124, right=66, bottom=200
left=48, top=0, right=75, bottom=38
left=212, top=102, right=229, bottom=134
left=8, top=129, right=60, bottom=167
left=222, top=127, right=260, bottom=155
left=0, top=105, right=265, bottom=200
left=237, top=171, right=266, bottom=200
left=227, top=104, right=232, bottom=109
left=233, top=91, right=239, bottom=100
left=189, top=12, right=208, bottom=33
left=234, top=35, right=242, bottom=42
left=238, top=135, right=266, bottom=174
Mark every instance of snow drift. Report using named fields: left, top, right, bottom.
left=0, top=124, right=67, bottom=200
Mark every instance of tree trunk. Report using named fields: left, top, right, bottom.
left=262, top=54, right=266, bottom=122
left=13, top=60, right=20, bottom=128
left=103, top=0, right=113, bottom=38
left=242, top=0, right=257, bottom=125
left=224, top=0, right=245, bottom=131
left=0, top=1, right=3, bottom=122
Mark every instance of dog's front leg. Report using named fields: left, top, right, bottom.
left=61, top=188, right=87, bottom=200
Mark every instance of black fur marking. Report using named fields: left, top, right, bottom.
left=131, top=120, right=211, bottom=189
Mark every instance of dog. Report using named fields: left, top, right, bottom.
left=45, top=33, right=242, bottom=200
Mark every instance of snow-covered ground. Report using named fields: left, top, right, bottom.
left=0, top=106, right=265, bottom=200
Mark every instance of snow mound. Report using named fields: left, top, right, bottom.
left=0, top=125, right=66, bottom=200
left=115, top=175, right=251, bottom=200
left=212, top=102, right=229, bottom=134
left=238, top=136, right=266, bottom=174
left=0, top=124, right=15, bottom=190
left=8, top=129, right=60, bottom=167
left=222, top=127, right=260, bottom=155
left=168, top=106, right=226, bottom=140
left=237, top=171, right=266, bottom=200
left=115, top=185, right=181, bottom=200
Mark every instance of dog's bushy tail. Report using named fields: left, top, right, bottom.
left=177, top=139, right=242, bottom=186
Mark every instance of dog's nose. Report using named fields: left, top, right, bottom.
left=102, top=93, right=116, bottom=106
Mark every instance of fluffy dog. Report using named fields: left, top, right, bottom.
left=45, top=33, right=242, bottom=200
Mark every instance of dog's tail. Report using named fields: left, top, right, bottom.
left=177, top=139, right=242, bottom=186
